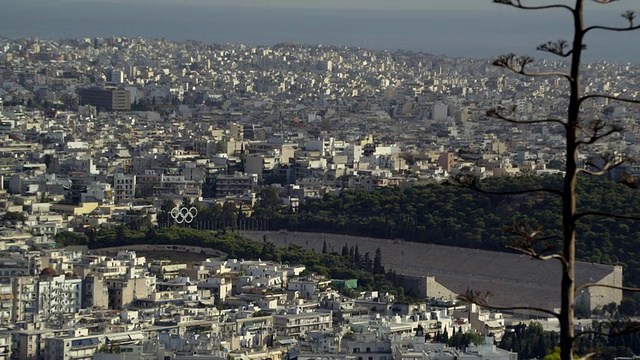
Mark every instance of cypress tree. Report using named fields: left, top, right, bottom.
left=364, top=252, right=373, bottom=272
left=373, top=247, right=384, bottom=274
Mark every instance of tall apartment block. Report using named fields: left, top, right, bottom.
left=79, top=86, right=131, bottom=111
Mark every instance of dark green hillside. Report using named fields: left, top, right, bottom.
left=253, top=175, right=640, bottom=287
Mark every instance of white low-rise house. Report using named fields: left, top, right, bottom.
left=82, top=181, right=114, bottom=204
left=197, top=277, right=233, bottom=305
left=288, top=277, right=331, bottom=300
left=453, top=304, right=505, bottom=341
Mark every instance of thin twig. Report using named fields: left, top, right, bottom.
left=579, top=94, right=640, bottom=106
left=494, top=0, right=573, bottom=12
left=574, top=211, right=640, bottom=222
left=537, top=40, right=573, bottom=58
left=451, top=175, right=563, bottom=196
left=458, top=290, right=560, bottom=318
left=492, top=54, right=573, bottom=81
left=575, top=283, right=640, bottom=294
left=504, top=244, right=566, bottom=262
left=487, top=108, right=567, bottom=126
left=584, top=24, right=640, bottom=34
left=575, top=322, right=640, bottom=340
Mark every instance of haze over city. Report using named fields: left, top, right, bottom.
left=2, top=0, right=638, bottom=63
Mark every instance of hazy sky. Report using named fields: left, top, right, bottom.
left=8, top=0, right=635, bottom=11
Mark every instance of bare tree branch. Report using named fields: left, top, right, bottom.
left=584, top=11, right=640, bottom=34
left=579, top=94, right=640, bottom=106
left=492, top=54, right=573, bottom=81
left=487, top=107, right=567, bottom=126
left=504, top=243, right=566, bottom=262
left=577, top=168, right=614, bottom=176
left=576, top=353, right=597, bottom=360
left=584, top=24, right=640, bottom=33
left=494, top=0, right=573, bottom=12
left=537, top=40, right=573, bottom=58
left=574, top=210, right=640, bottom=222
left=577, top=121, right=624, bottom=146
left=619, top=172, right=640, bottom=189
left=450, top=174, right=564, bottom=196
left=580, top=128, right=621, bottom=145
left=575, top=283, right=640, bottom=294
left=622, top=10, right=637, bottom=27
left=574, top=321, right=640, bottom=341
left=457, top=290, right=560, bottom=318
left=577, top=151, right=626, bottom=177
left=503, top=222, right=567, bottom=265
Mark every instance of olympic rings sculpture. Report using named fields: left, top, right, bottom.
left=170, top=206, right=198, bottom=224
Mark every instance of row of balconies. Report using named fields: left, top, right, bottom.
left=281, top=319, right=331, bottom=327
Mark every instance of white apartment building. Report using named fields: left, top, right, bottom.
left=12, top=276, right=38, bottom=323
left=273, top=311, right=332, bottom=339
left=37, top=275, right=83, bottom=322
left=344, top=332, right=392, bottom=360
left=113, top=173, right=136, bottom=204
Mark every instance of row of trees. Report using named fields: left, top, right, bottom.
left=500, top=323, right=560, bottom=359
left=499, top=321, right=640, bottom=360
left=335, top=243, right=385, bottom=275
left=430, top=326, right=484, bottom=350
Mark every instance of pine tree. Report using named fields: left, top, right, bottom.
left=322, top=240, right=327, bottom=254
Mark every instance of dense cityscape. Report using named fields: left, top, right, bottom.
left=0, top=33, right=638, bottom=360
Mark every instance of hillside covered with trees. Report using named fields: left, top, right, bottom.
left=251, top=175, right=640, bottom=288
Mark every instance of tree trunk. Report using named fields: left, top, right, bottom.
left=560, top=2, right=584, bottom=360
